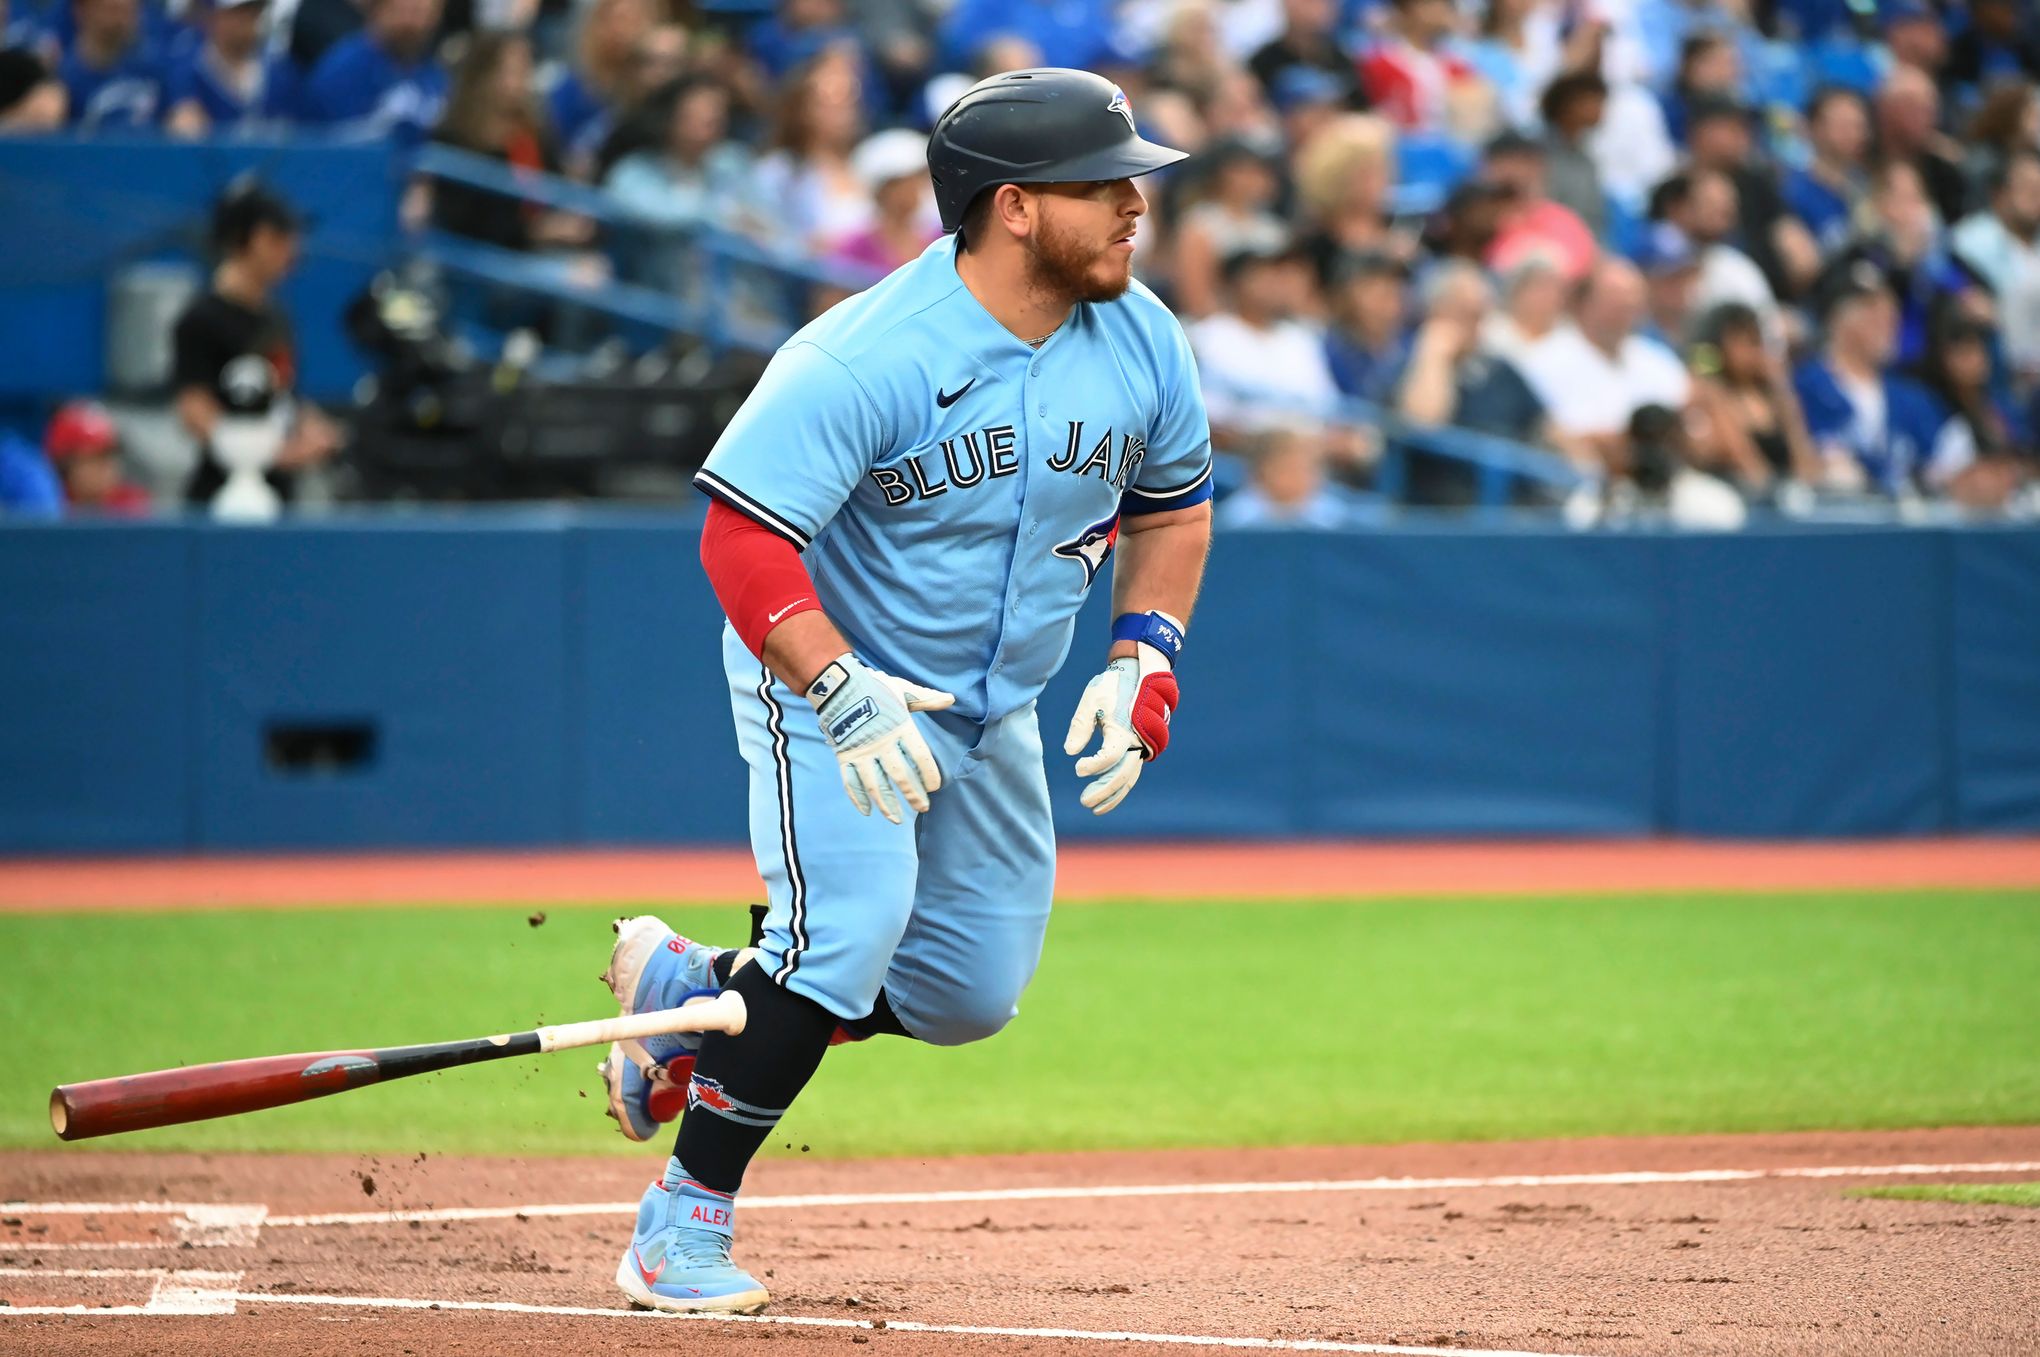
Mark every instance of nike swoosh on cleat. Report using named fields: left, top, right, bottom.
left=633, top=1244, right=661, bottom=1288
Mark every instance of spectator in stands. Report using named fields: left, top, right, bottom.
left=1874, top=62, right=1970, bottom=229
left=1684, top=95, right=1817, bottom=300
left=0, top=420, right=62, bottom=517
left=1426, top=179, right=1510, bottom=267
left=1658, top=28, right=1736, bottom=149
left=1480, top=252, right=1566, bottom=366
left=1946, top=0, right=2040, bottom=93
left=425, top=31, right=598, bottom=261
left=1784, top=87, right=1872, bottom=253
left=1793, top=263, right=1947, bottom=495
left=302, top=0, right=449, bottom=142
left=827, top=128, right=938, bottom=274
left=749, top=48, right=871, bottom=255
left=1463, top=0, right=1560, bottom=130
left=164, top=0, right=294, bottom=135
left=1951, top=148, right=2040, bottom=311
left=1200, top=62, right=1286, bottom=152
left=289, top=0, right=366, bottom=74
left=1687, top=301, right=1822, bottom=492
left=42, top=400, right=149, bottom=515
left=1963, top=79, right=2040, bottom=218
left=1172, top=139, right=1288, bottom=319
left=1213, top=423, right=1352, bottom=528
left=1880, top=1, right=1948, bottom=80
left=0, top=40, right=65, bottom=129
left=1247, top=0, right=1361, bottom=111
left=1398, top=260, right=1557, bottom=454
left=1190, top=241, right=1339, bottom=439
left=1482, top=131, right=1596, bottom=283
left=1292, top=113, right=1402, bottom=288
left=605, top=74, right=751, bottom=237
left=583, top=22, right=691, bottom=183
left=748, top=0, right=866, bottom=84
left=1634, top=222, right=1703, bottom=349
left=1, top=0, right=53, bottom=57
left=1520, top=257, right=1692, bottom=474
left=1146, top=1, right=1232, bottom=106
left=1822, top=158, right=1973, bottom=367
left=936, top=0, right=1119, bottom=73
left=1357, top=0, right=1491, bottom=140
left=1538, top=69, right=1608, bottom=243
left=1651, top=167, right=1783, bottom=347
left=1268, top=63, right=1346, bottom=151
left=58, top=0, right=164, bottom=129
left=1918, top=311, right=2031, bottom=508
left=1322, top=251, right=1411, bottom=402
left=1615, top=400, right=1748, bottom=529
left=173, top=184, right=343, bottom=507
left=546, top=0, right=653, bottom=176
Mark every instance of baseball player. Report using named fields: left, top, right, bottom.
left=596, top=67, right=1213, bottom=1314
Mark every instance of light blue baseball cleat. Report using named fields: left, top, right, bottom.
left=595, top=916, right=753, bottom=1142
left=614, top=1164, right=770, bottom=1314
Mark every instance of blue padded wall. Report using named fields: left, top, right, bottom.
left=192, top=516, right=571, bottom=847
left=570, top=516, right=750, bottom=844
left=1664, top=531, right=1950, bottom=836
left=1, top=517, right=2034, bottom=852
left=0, top=524, right=194, bottom=852
left=1303, top=531, right=1663, bottom=836
left=1950, top=530, right=2040, bottom=830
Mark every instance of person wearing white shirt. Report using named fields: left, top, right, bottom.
left=1950, top=148, right=2040, bottom=379
left=1520, top=257, right=1692, bottom=473
left=1188, top=242, right=1341, bottom=437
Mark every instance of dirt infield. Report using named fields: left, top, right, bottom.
left=3, top=1127, right=2037, bottom=1356
left=4, top=838, right=2040, bottom=911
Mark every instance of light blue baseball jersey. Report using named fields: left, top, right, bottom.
left=694, top=232, right=1213, bottom=724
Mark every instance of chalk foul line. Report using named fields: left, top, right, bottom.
left=258, top=1158, right=2040, bottom=1229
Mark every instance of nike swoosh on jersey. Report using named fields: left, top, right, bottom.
left=768, top=598, right=811, bottom=624
left=935, top=379, right=976, bottom=408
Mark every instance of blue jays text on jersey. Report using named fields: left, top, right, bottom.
left=693, top=232, right=1213, bottom=726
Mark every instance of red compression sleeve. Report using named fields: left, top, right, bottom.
left=700, top=500, right=824, bottom=658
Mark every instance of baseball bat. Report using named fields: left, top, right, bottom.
left=49, top=991, right=746, bottom=1142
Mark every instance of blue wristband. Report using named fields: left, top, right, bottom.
left=1110, top=611, right=1185, bottom=663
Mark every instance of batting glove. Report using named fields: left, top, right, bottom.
left=1062, top=611, right=1183, bottom=816
left=806, top=653, right=956, bottom=824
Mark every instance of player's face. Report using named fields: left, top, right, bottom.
left=1025, top=178, right=1146, bottom=304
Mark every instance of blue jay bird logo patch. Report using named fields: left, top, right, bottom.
left=1107, top=87, right=1135, bottom=133
left=1054, top=513, right=1121, bottom=586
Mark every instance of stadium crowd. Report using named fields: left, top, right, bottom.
left=3, top=0, right=2039, bottom=522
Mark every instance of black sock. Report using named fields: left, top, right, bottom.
left=838, top=988, right=914, bottom=1040
left=674, top=961, right=838, bottom=1193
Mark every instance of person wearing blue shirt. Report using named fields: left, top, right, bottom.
left=1782, top=88, right=1870, bottom=252
left=301, top=0, right=445, bottom=140
left=1323, top=251, right=1411, bottom=402
left=162, top=0, right=294, bottom=132
left=937, top=0, right=1124, bottom=75
left=0, top=426, right=62, bottom=518
left=1792, top=263, right=1949, bottom=495
left=58, top=0, right=165, bottom=128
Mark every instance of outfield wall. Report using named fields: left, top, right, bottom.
left=3, top=514, right=2037, bottom=852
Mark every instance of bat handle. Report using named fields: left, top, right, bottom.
left=530, top=990, right=747, bottom=1054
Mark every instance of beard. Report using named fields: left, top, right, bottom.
left=1024, top=210, right=1133, bottom=305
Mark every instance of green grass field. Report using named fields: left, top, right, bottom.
left=4, top=889, right=2037, bottom=1158
left=1849, top=1183, right=2040, bottom=1208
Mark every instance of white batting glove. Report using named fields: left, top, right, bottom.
left=1063, top=613, right=1183, bottom=816
left=806, top=653, right=956, bottom=823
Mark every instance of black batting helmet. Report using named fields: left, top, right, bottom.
left=927, top=68, right=1189, bottom=235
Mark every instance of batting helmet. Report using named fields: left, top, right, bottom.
left=927, top=68, right=1189, bottom=235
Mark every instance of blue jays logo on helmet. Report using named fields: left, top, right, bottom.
left=1053, top=512, right=1121, bottom=586
left=1107, top=86, right=1135, bottom=133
